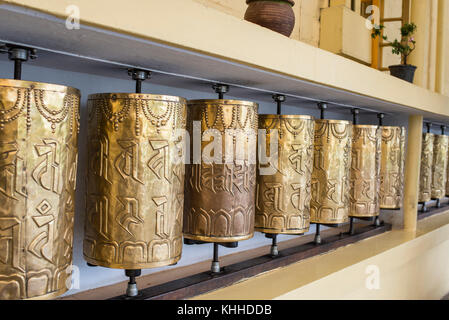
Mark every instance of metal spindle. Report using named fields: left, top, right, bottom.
left=125, top=269, right=141, bottom=297
left=122, top=68, right=151, bottom=297
left=128, top=69, right=151, bottom=94
left=377, top=113, right=384, bottom=126
left=352, top=108, right=359, bottom=125
left=213, top=83, right=229, bottom=99
left=0, top=45, right=37, bottom=80
left=273, top=94, right=285, bottom=115
left=211, top=243, right=220, bottom=273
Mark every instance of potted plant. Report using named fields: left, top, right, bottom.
left=372, top=23, right=417, bottom=83
left=244, top=0, right=296, bottom=37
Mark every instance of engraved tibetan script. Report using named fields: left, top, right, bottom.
left=32, top=139, right=61, bottom=194
left=115, top=139, right=143, bottom=184
left=0, top=141, right=26, bottom=200
left=148, top=140, right=170, bottom=182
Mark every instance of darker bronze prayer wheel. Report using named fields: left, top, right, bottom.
left=83, top=93, right=187, bottom=269
left=431, top=134, right=449, bottom=200
left=419, top=133, right=435, bottom=203
left=310, top=119, right=352, bottom=224
left=183, top=99, right=258, bottom=242
left=0, top=79, right=80, bottom=299
left=349, top=125, right=381, bottom=218
left=255, top=115, right=315, bottom=234
left=379, top=126, right=406, bottom=209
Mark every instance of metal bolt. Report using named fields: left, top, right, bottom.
left=212, top=84, right=229, bottom=99
left=128, top=68, right=151, bottom=81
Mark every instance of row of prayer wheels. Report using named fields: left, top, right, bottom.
left=0, top=46, right=408, bottom=300
left=419, top=126, right=449, bottom=208
left=0, top=84, right=406, bottom=299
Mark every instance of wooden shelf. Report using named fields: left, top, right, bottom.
left=108, top=223, right=391, bottom=300
left=61, top=209, right=449, bottom=300
left=61, top=221, right=390, bottom=300
left=1, top=0, right=449, bottom=121
left=194, top=209, right=449, bottom=300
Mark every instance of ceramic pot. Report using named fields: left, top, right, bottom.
left=244, top=0, right=296, bottom=37
left=388, top=64, right=417, bottom=83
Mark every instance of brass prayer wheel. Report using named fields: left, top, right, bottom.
left=379, top=126, right=406, bottom=209
left=183, top=99, right=258, bottom=242
left=83, top=93, right=187, bottom=269
left=255, top=115, right=315, bottom=234
left=349, top=125, right=381, bottom=218
left=431, top=134, right=449, bottom=199
left=310, top=119, right=352, bottom=224
left=0, top=79, right=80, bottom=299
left=419, top=133, right=435, bottom=202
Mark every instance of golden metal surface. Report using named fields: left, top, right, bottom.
left=349, top=125, right=381, bottom=218
left=0, top=79, right=80, bottom=300
left=83, top=93, right=187, bottom=269
left=431, top=134, right=449, bottom=199
left=255, top=115, right=315, bottom=234
left=418, top=133, right=435, bottom=202
left=310, top=119, right=352, bottom=224
left=379, top=126, right=406, bottom=209
left=183, top=99, right=258, bottom=242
